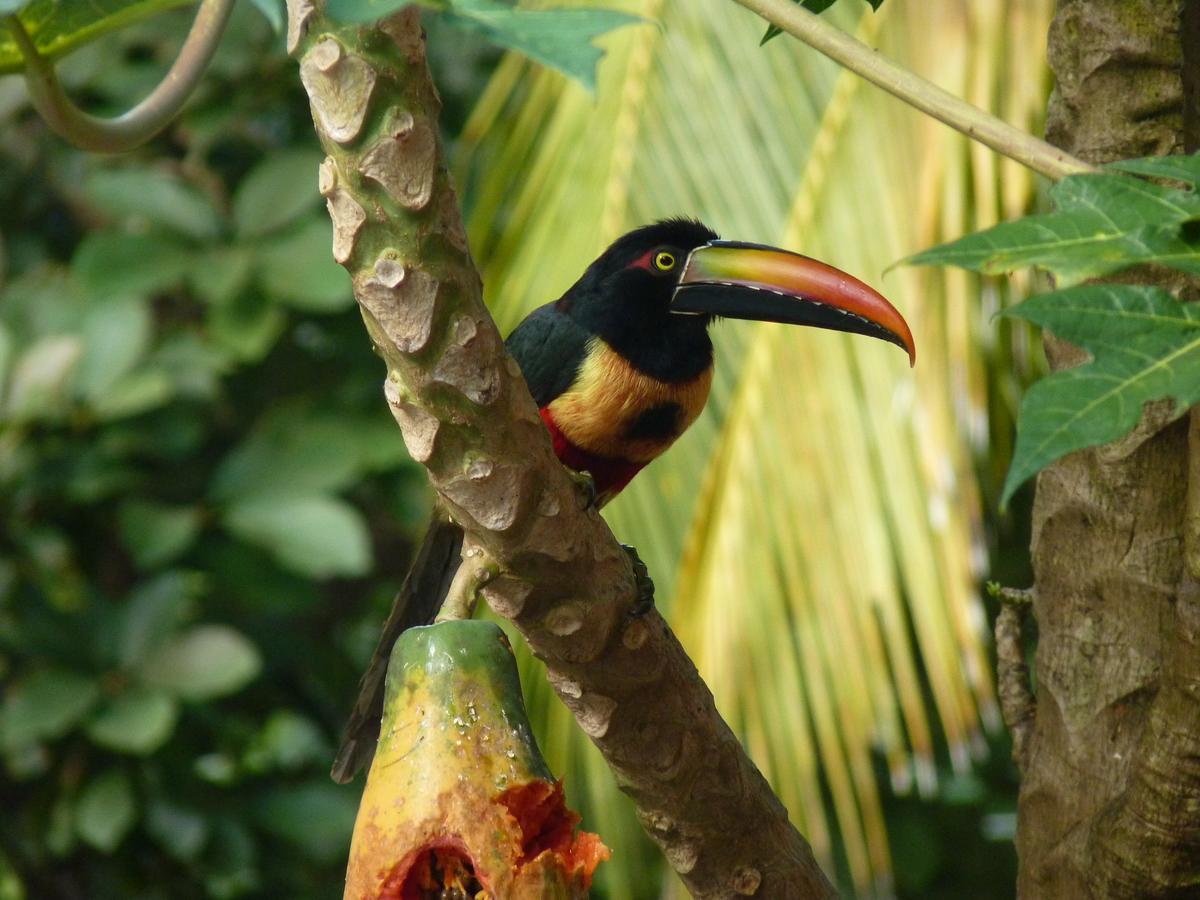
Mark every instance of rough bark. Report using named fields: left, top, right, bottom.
left=285, top=4, right=836, bottom=897
left=1015, top=3, right=1200, bottom=897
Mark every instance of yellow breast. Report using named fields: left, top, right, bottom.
left=546, top=339, right=713, bottom=464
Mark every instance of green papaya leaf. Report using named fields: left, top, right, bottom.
left=1108, top=153, right=1200, bottom=187
left=1000, top=284, right=1200, bottom=503
left=0, top=669, right=101, bottom=749
left=222, top=493, right=371, bottom=577
left=85, top=686, right=179, bottom=755
left=139, top=625, right=263, bottom=700
left=0, top=0, right=193, bottom=75
left=761, top=0, right=885, bottom=45
left=325, top=0, right=638, bottom=91
left=907, top=171, right=1200, bottom=286
left=75, top=770, right=137, bottom=853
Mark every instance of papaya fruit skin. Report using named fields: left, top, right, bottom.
left=343, top=621, right=607, bottom=900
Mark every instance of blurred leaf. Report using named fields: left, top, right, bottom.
left=908, top=171, right=1200, bottom=286
left=0, top=0, right=193, bottom=73
left=242, top=710, right=328, bottom=774
left=152, top=332, right=228, bottom=400
left=1000, top=284, right=1200, bottom=502
left=256, top=219, right=353, bottom=311
left=233, top=150, right=324, bottom=239
left=85, top=686, right=179, bottom=755
left=194, top=752, right=239, bottom=785
left=83, top=169, right=221, bottom=241
left=188, top=246, right=256, bottom=307
left=45, top=793, right=76, bottom=855
left=72, top=231, right=191, bottom=299
left=0, top=669, right=100, bottom=748
left=247, top=0, right=284, bottom=32
left=207, top=290, right=286, bottom=362
left=253, top=782, right=356, bottom=863
left=118, top=500, right=203, bottom=569
left=117, top=572, right=201, bottom=669
left=4, top=335, right=83, bottom=422
left=211, top=408, right=376, bottom=502
left=0, top=322, right=14, bottom=399
left=74, top=770, right=137, bottom=853
left=0, top=847, right=24, bottom=900
left=145, top=800, right=209, bottom=862
left=222, top=494, right=371, bottom=577
left=139, top=625, right=262, bottom=701
left=90, top=368, right=174, bottom=421
left=74, top=295, right=152, bottom=399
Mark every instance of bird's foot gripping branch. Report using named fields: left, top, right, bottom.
left=345, top=621, right=608, bottom=899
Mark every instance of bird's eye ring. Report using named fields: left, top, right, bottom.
left=653, top=251, right=677, bottom=272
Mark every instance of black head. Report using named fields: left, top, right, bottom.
left=557, top=218, right=719, bottom=383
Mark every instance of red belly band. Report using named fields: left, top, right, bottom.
left=539, top=408, right=645, bottom=502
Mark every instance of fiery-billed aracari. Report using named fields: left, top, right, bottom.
left=331, top=219, right=915, bottom=783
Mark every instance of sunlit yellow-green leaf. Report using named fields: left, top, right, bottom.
left=458, top=0, right=1048, bottom=895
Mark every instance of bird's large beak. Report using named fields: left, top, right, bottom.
left=672, top=241, right=916, bottom=366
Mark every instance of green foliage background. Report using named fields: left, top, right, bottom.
left=0, top=4, right=1029, bottom=899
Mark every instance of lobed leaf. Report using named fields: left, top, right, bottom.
left=907, top=169, right=1200, bottom=285
left=0, top=0, right=192, bottom=74
left=324, top=0, right=638, bottom=91
left=1000, top=284, right=1200, bottom=503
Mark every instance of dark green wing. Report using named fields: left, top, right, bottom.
left=504, top=303, right=591, bottom=407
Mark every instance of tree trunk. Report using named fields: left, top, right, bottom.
left=1015, top=2, right=1200, bottom=897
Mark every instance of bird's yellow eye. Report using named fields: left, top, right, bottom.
left=653, top=251, right=677, bottom=271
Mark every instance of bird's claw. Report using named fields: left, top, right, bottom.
left=569, top=469, right=598, bottom=510
left=620, top=543, right=655, bottom=616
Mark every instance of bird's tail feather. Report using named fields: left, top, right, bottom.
left=330, top=506, right=464, bottom=783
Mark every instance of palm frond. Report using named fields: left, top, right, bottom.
left=458, top=1, right=1050, bottom=895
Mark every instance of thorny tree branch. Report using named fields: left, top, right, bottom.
left=285, top=2, right=835, bottom=896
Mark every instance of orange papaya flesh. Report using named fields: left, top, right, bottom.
left=344, top=620, right=609, bottom=899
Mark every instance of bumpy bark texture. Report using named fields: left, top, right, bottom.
left=1016, top=3, right=1200, bottom=897
left=286, top=4, right=835, bottom=897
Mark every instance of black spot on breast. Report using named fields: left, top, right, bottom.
left=626, top=403, right=684, bottom=442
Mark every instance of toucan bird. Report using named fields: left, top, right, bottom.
left=330, top=218, right=915, bottom=783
